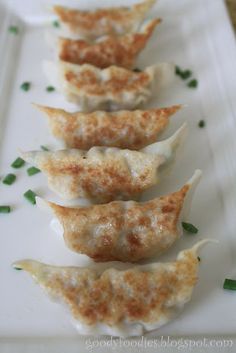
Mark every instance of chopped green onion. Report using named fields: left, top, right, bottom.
left=0, top=206, right=11, bottom=213
left=27, top=166, right=41, bottom=176
left=24, top=189, right=37, bottom=205
left=182, top=222, right=198, bottom=234
left=133, top=68, right=141, bottom=72
left=46, top=86, right=55, bottom=92
left=175, top=66, right=182, bottom=76
left=2, top=173, right=16, bottom=185
left=197, top=256, right=201, bottom=262
left=20, top=82, right=31, bottom=91
left=13, top=266, right=22, bottom=270
left=11, top=157, right=25, bottom=168
left=8, top=26, right=19, bottom=34
left=198, top=120, right=205, bottom=128
left=176, top=66, right=193, bottom=80
left=40, top=145, right=49, bottom=151
left=53, top=20, right=60, bottom=28
left=188, top=79, right=198, bottom=88
left=223, top=278, right=236, bottom=291
left=180, top=70, right=192, bottom=80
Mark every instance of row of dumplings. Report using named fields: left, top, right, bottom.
left=43, top=0, right=173, bottom=111
left=14, top=0, right=213, bottom=337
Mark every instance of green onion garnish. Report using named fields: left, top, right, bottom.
left=133, top=68, right=141, bottom=72
left=182, top=222, right=198, bottom=234
left=11, top=157, right=25, bottom=168
left=2, top=173, right=16, bottom=185
left=46, top=86, right=55, bottom=92
left=40, top=145, right=49, bottom=151
left=223, top=278, right=236, bottom=291
left=0, top=206, right=11, bottom=213
left=27, top=166, right=41, bottom=176
left=13, top=266, right=22, bottom=270
left=198, top=120, right=205, bottom=128
left=8, top=26, right=19, bottom=34
left=24, top=189, right=37, bottom=205
left=175, top=66, right=182, bottom=76
left=20, top=82, right=31, bottom=91
left=176, top=66, right=193, bottom=80
left=188, top=79, right=198, bottom=88
left=197, top=256, right=201, bottom=262
left=180, top=70, right=192, bottom=80
left=53, top=20, right=60, bottom=28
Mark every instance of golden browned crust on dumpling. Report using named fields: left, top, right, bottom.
left=52, top=257, right=197, bottom=325
left=48, top=184, right=189, bottom=262
left=58, top=19, right=161, bottom=68
left=64, top=65, right=151, bottom=96
left=36, top=105, right=181, bottom=150
left=22, top=125, right=186, bottom=202
left=44, top=60, right=174, bottom=111
left=53, top=0, right=156, bottom=39
left=16, top=251, right=198, bottom=326
left=54, top=5, right=131, bottom=31
left=39, top=150, right=161, bottom=203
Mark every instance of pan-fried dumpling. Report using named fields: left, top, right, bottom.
left=37, top=170, right=201, bottom=262
left=13, top=240, right=215, bottom=337
left=53, top=0, right=156, bottom=40
left=35, top=104, right=181, bottom=150
left=43, top=60, right=174, bottom=112
left=58, top=19, right=161, bottom=69
left=20, top=124, right=186, bottom=203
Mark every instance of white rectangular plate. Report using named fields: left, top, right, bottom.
left=1, top=0, right=236, bottom=351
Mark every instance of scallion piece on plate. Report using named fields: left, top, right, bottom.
left=223, top=278, right=236, bottom=291
left=13, top=266, right=22, bottom=270
left=20, top=82, right=31, bottom=91
left=8, top=26, right=19, bottom=34
left=24, top=189, right=37, bottom=205
left=197, top=256, right=201, bottom=262
left=40, top=145, right=49, bottom=151
left=175, top=66, right=182, bottom=76
left=2, top=173, right=16, bottom=185
left=182, top=222, right=198, bottom=234
left=188, top=79, right=198, bottom=88
left=27, top=167, right=41, bottom=176
left=11, top=157, right=25, bottom=168
left=180, top=70, right=192, bottom=80
left=53, top=20, right=60, bottom=28
left=46, top=86, right=55, bottom=92
left=198, top=120, right=205, bottom=128
left=0, top=206, right=11, bottom=213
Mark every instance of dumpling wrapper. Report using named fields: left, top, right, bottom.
left=43, top=60, right=174, bottom=112
left=13, top=239, right=217, bottom=337
left=35, top=104, right=181, bottom=150
left=53, top=0, right=156, bottom=40
left=20, top=124, right=187, bottom=203
left=57, top=19, right=161, bottom=69
left=37, top=170, right=202, bottom=262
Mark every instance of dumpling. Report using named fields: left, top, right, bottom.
left=13, top=239, right=216, bottom=337
left=20, top=124, right=186, bottom=203
left=37, top=170, right=202, bottom=262
left=57, top=18, right=160, bottom=69
left=35, top=104, right=181, bottom=150
left=43, top=60, right=174, bottom=112
left=53, top=0, right=156, bottom=40
left=57, top=19, right=161, bottom=69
